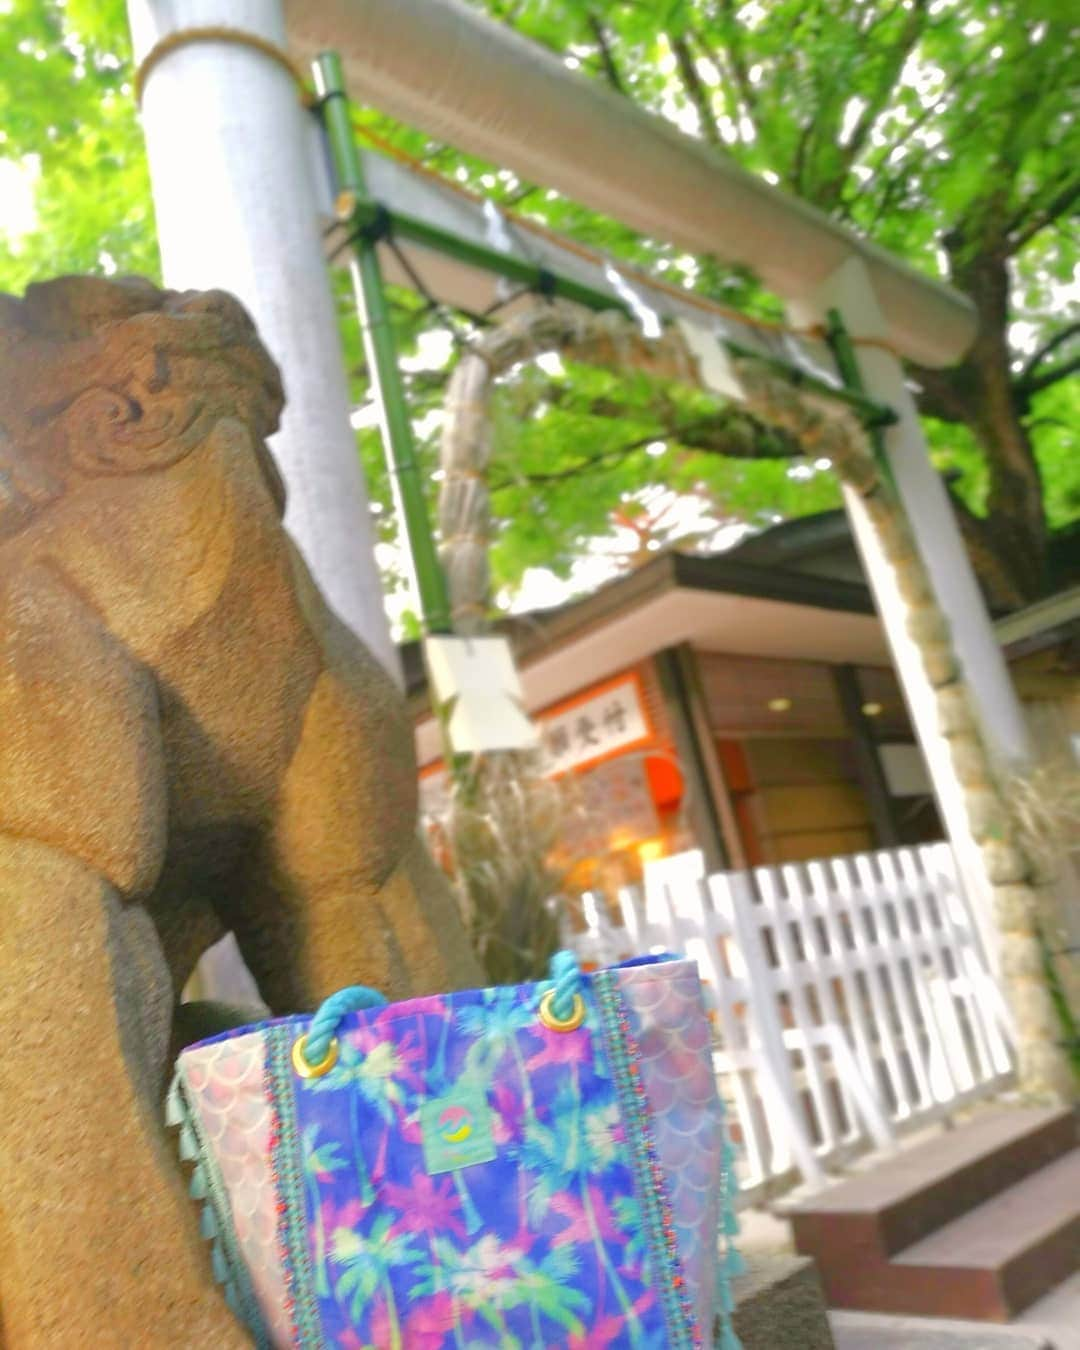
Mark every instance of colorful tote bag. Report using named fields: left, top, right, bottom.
left=168, top=952, right=744, bottom=1349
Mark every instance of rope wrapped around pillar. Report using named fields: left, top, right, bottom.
left=438, top=301, right=699, bottom=633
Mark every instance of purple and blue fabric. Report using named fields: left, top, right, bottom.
left=170, top=952, right=741, bottom=1349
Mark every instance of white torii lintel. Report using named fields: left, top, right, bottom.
left=283, top=0, right=977, bottom=371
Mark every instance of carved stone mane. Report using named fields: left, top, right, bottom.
left=0, top=275, right=286, bottom=540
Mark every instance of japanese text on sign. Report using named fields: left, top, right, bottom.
left=540, top=676, right=651, bottom=776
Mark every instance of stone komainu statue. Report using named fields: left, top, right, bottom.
left=0, top=276, right=478, bottom=1346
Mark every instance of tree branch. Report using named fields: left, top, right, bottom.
left=712, top=2, right=760, bottom=132
left=841, top=0, right=928, bottom=170
left=1019, top=321, right=1080, bottom=382
left=865, top=49, right=1027, bottom=229
left=491, top=440, right=647, bottom=491
left=668, top=32, right=721, bottom=146
left=860, top=163, right=914, bottom=236
left=791, top=120, right=819, bottom=198
left=490, top=408, right=804, bottom=492
left=945, top=488, right=1028, bottom=612
left=908, top=364, right=975, bottom=424
left=871, top=81, right=955, bottom=167
left=585, top=13, right=628, bottom=96
left=1006, top=171, right=1080, bottom=252
left=1018, top=351, right=1080, bottom=401
left=779, top=1, right=928, bottom=209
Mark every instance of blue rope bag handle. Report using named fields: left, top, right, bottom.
left=301, top=985, right=388, bottom=1069
left=297, top=950, right=585, bottom=1076
left=548, top=949, right=583, bottom=1020
left=539, top=949, right=586, bottom=1031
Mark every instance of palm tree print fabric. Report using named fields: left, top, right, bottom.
left=174, top=955, right=723, bottom=1349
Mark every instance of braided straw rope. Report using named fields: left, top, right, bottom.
left=134, top=25, right=313, bottom=107
left=438, top=301, right=703, bottom=633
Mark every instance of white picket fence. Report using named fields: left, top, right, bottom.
left=562, top=843, right=1015, bottom=1201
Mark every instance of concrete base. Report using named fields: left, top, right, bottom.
left=829, top=1311, right=1053, bottom=1349
left=730, top=1253, right=835, bottom=1349
left=1016, top=1270, right=1080, bottom=1350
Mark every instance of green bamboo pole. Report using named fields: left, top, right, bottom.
left=822, top=308, right=898, bottom=485
left=723, top=336, right=896, bottom=431
left=341, top=193, right=634, bottom=319
left=314, top=50, right=452, bottom=635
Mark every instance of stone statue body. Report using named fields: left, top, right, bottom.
left=0, top=277, right=477, bottom=1345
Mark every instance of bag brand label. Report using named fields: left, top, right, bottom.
left=420, top=1087, right=497, bottom=1174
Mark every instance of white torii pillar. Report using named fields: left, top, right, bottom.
left=792, top=258, right=1033, bottom=970
left=126, top=0, right=398, bottom=677
left=127, top=0, right=402, bottom=1006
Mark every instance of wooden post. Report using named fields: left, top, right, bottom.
left=653, top=646, right=746, bottom=871
left=833, top=664, right=901, bottom=849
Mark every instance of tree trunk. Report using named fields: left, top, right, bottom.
left=930, top=242, right=1049, bottom=604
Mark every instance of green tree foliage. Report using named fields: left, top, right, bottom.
left=1, top=0, right=1076, bottom=615
left=447, top=0, right=1079, bottom=607
left=0, top=0, right=155, bottom=285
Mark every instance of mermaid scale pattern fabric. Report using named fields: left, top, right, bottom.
left=174, top=955, right=725, bottom=1349
left=614, top=963, right=723, bottom=1337
left=179, top=1035, right=295, bottom=1345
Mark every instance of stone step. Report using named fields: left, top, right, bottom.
left=787, top=1107, right=1076, bottom=1265
left=885, top=1148, right=1080, bottom=1321
left=799, top=1148, right=1080, bottom=1322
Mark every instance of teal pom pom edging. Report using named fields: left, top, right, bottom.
left=165, top=1066, right=271, bottom=1350
left=177, top=1121, right=198, bottom=1162
left=714, top=1098, right=745, bottom=1350
left=211, top=1238, right=229, bottom=1284
left=718, top=1321, right=743, bottom=1350
left=189, top=1163, right=208, bottom=1200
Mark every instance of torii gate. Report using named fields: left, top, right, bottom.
left=125, top=2, right=1046, bottom=1033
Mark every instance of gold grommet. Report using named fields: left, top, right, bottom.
left=291, top=1033, right=339, bottom=1079
left=538, top=989, right=586, bottom=1032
